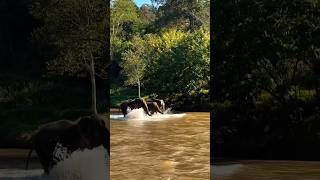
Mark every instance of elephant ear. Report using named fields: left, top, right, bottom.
left=78, top=116, right=94, bottom=134
left=78, top=116, right=107, bottom=150
left=78, top=116, right=95, bottom=149
left=91, top=115, right=109, bottom=152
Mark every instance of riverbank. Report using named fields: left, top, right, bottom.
left=0, top=148, right=40, bottom=169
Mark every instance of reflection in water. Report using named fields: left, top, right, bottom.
left=110, top=111, right=210, bottom=179
left=212, top=160, right=320, bottom=180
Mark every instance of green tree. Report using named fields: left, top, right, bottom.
left=121, top=36, right=147, bottom=97
left=212, top=0, right=320, bottom=158
left=140, top=4, right=157, bottom=23
left=145, top=29, right=210, bottom=96
left=213, top=0, right=320, bottom=105
left=110, top=0, right=144, bottom=84
left=110, top=0, right=142, bottom=39
left=151, top=0, right=210, bottom=31
left=31, top=0, right=109, bottom=115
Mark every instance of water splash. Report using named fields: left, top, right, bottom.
left=0, top=146, right=109, bottom=180
left=110, top=108, right=186, bottom=121
left=49, top=145, right=109, bottom=180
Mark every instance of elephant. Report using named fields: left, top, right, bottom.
left=147, top=98, right=166, bottom=112
left=25, top=115, right=109, bottom=174
left=120, top=98, right=151, bottom=117
left=147, top=101, right=164, bottom=115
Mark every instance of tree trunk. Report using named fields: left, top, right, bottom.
left=89, top=54, right=98, bottom=115
left=138, top=79, right=141, bottom=98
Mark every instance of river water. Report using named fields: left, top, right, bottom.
left=2, top=109, right=320, bottom=179
left=110, top=109, right=211, bottom=180
left=0, top=146, right=108, bottom=180
left=212, top=160, right=320, bottom=180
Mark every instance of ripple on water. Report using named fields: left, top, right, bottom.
left=111, top=112, right=210, bottom=179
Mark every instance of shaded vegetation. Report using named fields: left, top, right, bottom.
left=0, top=0, right=108, bottom=147
left=212, top=0, right=320, bottom=160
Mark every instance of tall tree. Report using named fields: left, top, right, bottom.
left=110, top=0, right=141, bottom=38
left=121, top=36, right=147, bottom=97
left=151, top=0, right=209, bottom=31
left=31, top=0, right=109, bottom=115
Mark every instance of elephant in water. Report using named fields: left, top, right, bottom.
left=120, top=98, right=151, bottom=117
left=25, top=115, right=109, bottom=174
left=147, top=98, right=166, bottom=112
left=147, top=101, right=164, bottom=115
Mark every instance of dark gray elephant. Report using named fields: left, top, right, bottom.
left=147, top=102, right=163, bottom=115
left=26, top=115, right=109, bottom=174
left=120, top=98, right=151, bottom=117
left=147, top=98, right=166, bottom=112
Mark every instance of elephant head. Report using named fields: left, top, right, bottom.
left=147, top=102, right=164, bottom=115
left=59, top=115, right=108, bottom=151
left=29, top=115, right=109, bottom=174
left=148, top=98, right=166, bottom=112
left=120, top=98, right=151, bottom=117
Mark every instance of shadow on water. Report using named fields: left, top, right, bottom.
left=0, top=169, right=46, bottom=180
left=0, top=149, right=45, bottom=179
left=211, top=159, right=320, bottom=180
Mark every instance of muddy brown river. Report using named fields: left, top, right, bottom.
left=110, top=111, right=211, bottom=180
left=2, top=111, right=320, bottom=179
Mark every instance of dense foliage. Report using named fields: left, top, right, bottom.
left=0, top=0, right=109, bottom=147
left=110, top=0, right=210, bottom=110
left=213, top=0, right=320, bottom=160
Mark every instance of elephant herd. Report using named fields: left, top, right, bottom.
left=120, top=98, right=166, bottom=117
left=25, top=98, right=165, bottom=175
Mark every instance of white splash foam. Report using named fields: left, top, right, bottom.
left=110, top=108, right=186, bottom=121
left=110, top=114, right=126, bottom=120
left=49, top=145, right=109, bottom=180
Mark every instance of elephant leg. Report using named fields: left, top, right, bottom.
left=136, top=98, right=152, bottom=116
left=152, top=102, right=163, bottom=114
left=120, top=104, right=128, bottom=117
left=122, top=108, right=127, bottom=117
left=35, top=148, right=50, bottom=174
